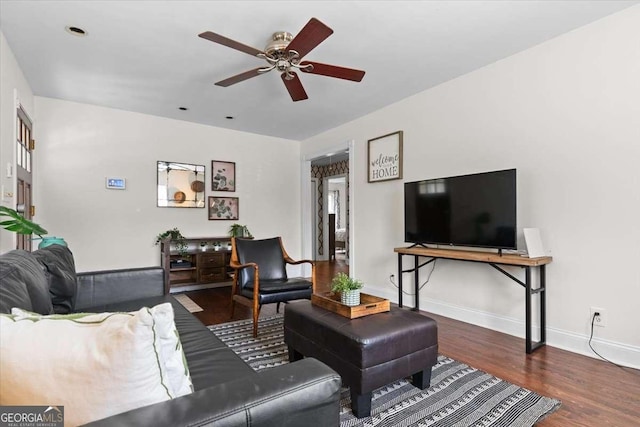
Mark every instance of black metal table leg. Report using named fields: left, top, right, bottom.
left=525, top=266, right=532, bottom=354
left=540, top=265, right=546, bottom=345
left=414, top=256, right=420, bottom=311
left=526, top=265, right=547, bottom=354
left=398, top=253, right=403, bottom=308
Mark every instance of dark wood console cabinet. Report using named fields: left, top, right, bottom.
left=160, top=236, right=232, bottom=293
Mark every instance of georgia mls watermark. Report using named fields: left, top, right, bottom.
left=0, top=406, right=64, bottom=427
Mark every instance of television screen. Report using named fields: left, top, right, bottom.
left=404, top=169, right=516, bottom=249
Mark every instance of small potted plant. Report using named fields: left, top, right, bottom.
left=155, top=227, right=188, bottom=258
left=200, top=241, right=208, bottom=252
left=213, top=241, right=221, bottom=251
left=331, top=272, right=364, bottom=306
left=229, top=223, right=253, bottom=238
left=0, top=206, right=66, bottom=248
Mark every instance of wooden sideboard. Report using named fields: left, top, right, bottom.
left=160, top=236, right=233, bottom=293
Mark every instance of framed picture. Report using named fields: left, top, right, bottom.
left=208, top=196, right=239, bottom=220
left=157, top=161, right=206, bottom=208
left=211, top=160, right=236, bottom=191
left=367, top=131, right=403, bottom=183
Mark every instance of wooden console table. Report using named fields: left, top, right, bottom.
left=160, top=236, right=233, bottom=293
left=394, top=246, right=553, bottom=354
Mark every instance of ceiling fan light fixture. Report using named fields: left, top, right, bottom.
left=200, top=18, right=365, bottom=102
left=264, top=31, right=293, bottom=57
left=276, top=59, right=290, bottom=72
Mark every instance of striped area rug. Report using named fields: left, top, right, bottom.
left=209, top=315, right=561, bottom=427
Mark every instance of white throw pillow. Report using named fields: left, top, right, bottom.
left=144, top=303, right=193, bottom=397
left=0, top=303, right=193, bottom=426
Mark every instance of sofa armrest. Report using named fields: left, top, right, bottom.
left=82, top=358, right=341, bottom=427
left=74, top=267, right=165, bottom=311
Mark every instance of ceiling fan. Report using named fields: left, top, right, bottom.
left=198, top=18, right=365, bottom=102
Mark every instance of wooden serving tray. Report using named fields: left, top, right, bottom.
left=311, top=292, right=390, bottom=319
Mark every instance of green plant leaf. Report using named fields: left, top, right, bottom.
left=330, top=272, right=364, bottom=293
left=0, top=207, right=48, bottom=236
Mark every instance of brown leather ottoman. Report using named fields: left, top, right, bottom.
left=284, top=300, right=438, bottom=418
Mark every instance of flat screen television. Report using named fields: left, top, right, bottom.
left=404, top=169, right=516, bottom=250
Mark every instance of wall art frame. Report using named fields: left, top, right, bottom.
left=208, top=196, right=239, bottom=220
left=157, top=160, right=206, bottom=208
left=211, top=160, right=236, bottom=192
left=367, top=130, right=403, bottom=183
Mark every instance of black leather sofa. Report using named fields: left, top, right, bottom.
left=0, top=245, right=341, bottom=426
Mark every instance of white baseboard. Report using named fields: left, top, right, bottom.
left=546, top=326, right=640, bottom=370
left=372, top=287, right=640, bottom=369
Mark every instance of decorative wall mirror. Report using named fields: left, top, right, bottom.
left=157, top=161, right=206, bottom=208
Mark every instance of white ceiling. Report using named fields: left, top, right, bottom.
left=1, top=1, right=636, bottom=141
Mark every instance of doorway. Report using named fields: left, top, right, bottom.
left=309, top=150, right=350, bottom=266
left=302, top=140, right=355, bottom=278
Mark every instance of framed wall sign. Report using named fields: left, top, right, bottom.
left=211, top=160, right=236, bottom=192
left=208, top=196, right=239, bottom=220
left=367, top=131, right=403, bottom=183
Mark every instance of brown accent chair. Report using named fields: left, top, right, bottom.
left=230, top=237, right=316, bottom=337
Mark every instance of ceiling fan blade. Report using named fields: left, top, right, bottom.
left=215, top=67, right=265, bottom=87
left=198, top=31, right=264, bottom=57
left=300, top=61, right=365, bottom=82
left=287, top=18, right=333, bottom=60
left=281, top=72, right=308, bottom=102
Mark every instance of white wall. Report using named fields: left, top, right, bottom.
left=0, top=31, right=35, bottom=253
left=34, top=97, right=302, bottom=272
left=302, top=6, right=640, bottom=366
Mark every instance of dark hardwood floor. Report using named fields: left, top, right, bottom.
left=184, top=259, right=639, bottom=426
left=186, top=258, right=349, bottom=325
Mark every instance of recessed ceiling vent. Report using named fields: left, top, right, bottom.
left=65, top=26, right=87, bottom=36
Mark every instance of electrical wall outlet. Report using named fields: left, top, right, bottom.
left=590, top=307, right=607, bottom=327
